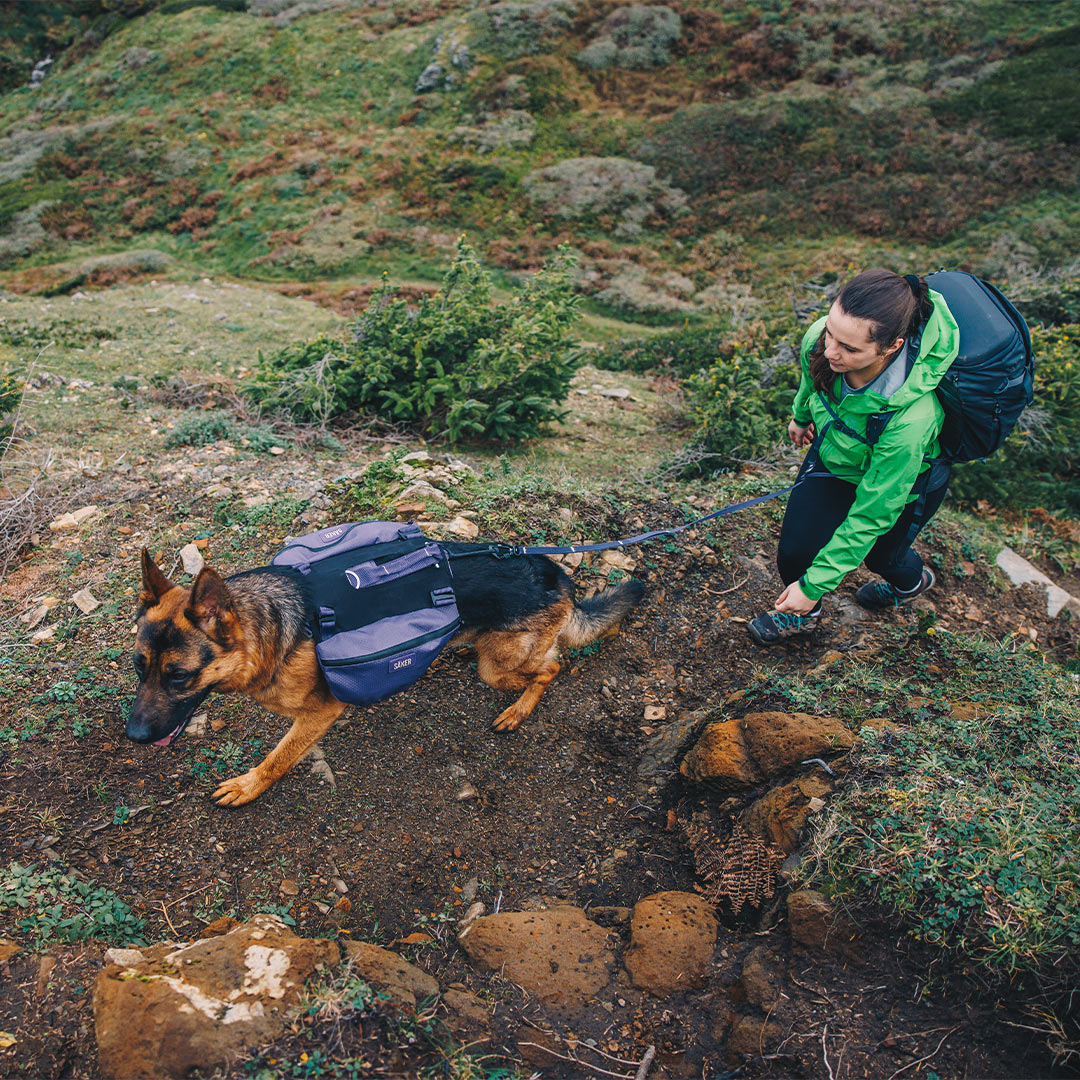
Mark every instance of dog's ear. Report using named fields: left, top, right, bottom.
left=186, top=567, right=237, bottom=644
left=140, top=547, right=175, bottom=606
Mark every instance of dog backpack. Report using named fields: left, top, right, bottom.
left=924, top=270, right=1033, bottom=463
left=271, top=521, right=460, bottom=706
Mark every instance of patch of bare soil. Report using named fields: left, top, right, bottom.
left=0, top=495, right=1075, bottom=1079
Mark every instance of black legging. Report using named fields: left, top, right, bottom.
left=777, top=460, right=948, bottom=596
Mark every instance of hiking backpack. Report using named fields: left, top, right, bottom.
left=271, top=521, right=460, bottom=706
left=924, top=270, right=1033, bottom=464
left=817, top=270, right=1034, bottom=465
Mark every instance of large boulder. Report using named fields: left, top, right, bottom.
left=458, top=906, right=617, bottom=1011
left=93, top=915, right=339, bottom=1080
left=682, top=712, right=853, bottom=786
left=741, top=712, right=854, bottom=775
left=623, top=891, right=718, bottom=995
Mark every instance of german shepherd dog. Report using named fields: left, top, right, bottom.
left=129, top=545, right=643, bottom=806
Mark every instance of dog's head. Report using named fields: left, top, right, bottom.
left=127, top=548, right=241, bottom=746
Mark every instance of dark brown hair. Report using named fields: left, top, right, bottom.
left=809, top=269, right=934, bottom=398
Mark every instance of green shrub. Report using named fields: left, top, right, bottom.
left=164, top=409, right=236, bottom=447
left=680, top=329, right=799, bottom=470
left=932, top=24, right=1080, bottom=145
left=163, top=410, right=290, bottom=454
left=247, top=239, right=583, bottom=443
left=0, top=861, right=147, bottom=947
left=949, top=323, right=1080, bottom=512
left=1015, top=272, right=1080, bottom=326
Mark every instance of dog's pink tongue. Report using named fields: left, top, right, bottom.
left=153, top=727, right=179, bottom=747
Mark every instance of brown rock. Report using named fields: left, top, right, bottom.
left=623, top=891, right=718, bottom=996
left=341, top=941, right=438, bottom=1009
left=458, top=907, right=616, bottom=1011
left=734, top=945, right=782, bottom=1011
left=741, top=712, right=854, bottom=778
left=680, top=718, right=760, bottom=789
left=787, top=889, right=860, bottom=959
left=726, top=1014, right=786, bottom=1060
left=441, top=987, right=491, bottom=1039
left=0, top=938, right=20, bottom=964
left=199, top=916, right=243, bottom=938
left=93, top=915, right=339, bottom=1080
left=741, top=773, right=834, bottom=853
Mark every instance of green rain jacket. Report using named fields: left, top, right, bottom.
left=790, top=290, right=960, bottom=602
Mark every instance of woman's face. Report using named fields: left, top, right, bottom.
left=823, top=301, right=903, bottom=378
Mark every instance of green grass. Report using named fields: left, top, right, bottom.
left=788, top=627, right=1080, bottom=980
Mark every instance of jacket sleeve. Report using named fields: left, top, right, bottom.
left=798, top=398, right=940, bottom=601
left=791, top=320, right=823, bottom=426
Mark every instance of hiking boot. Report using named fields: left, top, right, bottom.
left=748, top=607, right=821, bottom=646
left=854, top=567, right=936, bottom=611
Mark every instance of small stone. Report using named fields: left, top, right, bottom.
left=457, top=782, right=479, bottom=801
left=71, top=588, right=100, bottom=615
left=31, top=626, right=56, bottom=643
left=459, top=902, right=484, bottom=932
left=598, top=387, right=631, bottom=399
left=268, top=446, right=286, bottom=455
left=644, top=705, right=666, bottom=721
left=444, top=515, right=479, bottom=540
left=807, top=796, right=826, bottom=812
left=186, top=712, right=209, bottom=737
left=279, top=879, right=300, bottom=896
left=599, top=549, right=636, bottom=572
left=179, top=544, right=204, bottom=576
left=48, top=513, right=79, bottom=531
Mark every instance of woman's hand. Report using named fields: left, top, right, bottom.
left=774, top=580, right=818, bottom=614
left=788, top=420, right=815, bottom=448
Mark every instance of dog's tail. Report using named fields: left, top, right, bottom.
left=559, top=579, right=645, bottom=649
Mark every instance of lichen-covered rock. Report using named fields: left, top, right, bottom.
left=623, top=891, right=719, bottom=994
left=93, top=915, right=339, bottom=1080
left=451, top=110, right=537, bottom=152
left=577, top=5, right=682, bottom=70
left=522, top=156, right=686, bottom=233
left=458, top=906, right=616, bottom=1011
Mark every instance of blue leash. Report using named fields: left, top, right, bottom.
left=491, top=480, right=802, bottom=558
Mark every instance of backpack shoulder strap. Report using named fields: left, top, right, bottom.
left=817, top=392, right=895, bottom=447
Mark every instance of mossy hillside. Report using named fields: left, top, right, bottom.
left=0, top=1, right=1077, bottom=327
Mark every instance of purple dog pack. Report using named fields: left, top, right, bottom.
left=271, top=521, right=461, bottom=706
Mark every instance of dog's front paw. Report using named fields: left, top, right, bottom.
left=491, top=707, right=525, bottom=732
left=212, top=769, right=266, bottom=807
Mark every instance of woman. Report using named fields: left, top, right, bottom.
left=749, top=269, right=960, bottom=646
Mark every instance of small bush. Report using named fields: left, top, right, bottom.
left=680, top=327, right=799, bottom=469
left=164, top=409, right=236, bottom=448
left=577, top=6, right=682, bottom=70
left=247, top=239, right=583, bottom=443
